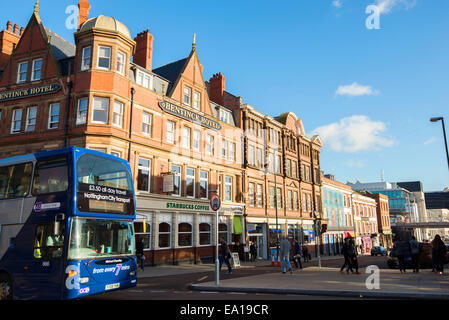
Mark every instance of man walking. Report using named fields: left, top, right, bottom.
left=409, top=236, right=420, bottom=273
left=219, top=237, right=232, bottom=274
left=340, top=238, right=353, bottom=274
left=280, top=236, right=293, bottom=274
left=293, top=239, right=303, bottom=270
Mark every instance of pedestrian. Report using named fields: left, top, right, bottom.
left=136, top=238, right=145, bottom=271
left=219, top=237, right=233, bottom=274
left=293, top=239, right=303, bottom=270
left=280, top=235, right=293, bottom=274
left=250, top=242, right=257, bottom=262
left=394, top=238, right=411, bottom=274
left=348, top=239, right=360, bottom=274
left=409, top=236, right=420, bottom=273
left=431, top=234, right=447, bottom=275
left=340, top=238, right=353, bottom=274
left=302, top=245, right=309, bottom=262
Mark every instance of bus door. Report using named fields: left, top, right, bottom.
left=29, top=220, right=66, bottom=299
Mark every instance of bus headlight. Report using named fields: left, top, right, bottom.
left=80, top=277, right=89, bottom=284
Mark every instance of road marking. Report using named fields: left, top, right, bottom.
left=150, top=290, right=167, bottom=293
left=197, top=276, right=208, bottom=281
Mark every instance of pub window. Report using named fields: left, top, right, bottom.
left=25, top=106, right=37, bottom=132
left=159, top=222, right=171, bottom=248
left=92, top=97, right=109, bottom=124
left=17, top=61, right=28, bottom=83
left=11, top=109, right=22, bottom=134
left=199, top=171, right=208, bottom=199
left=142, top=112, right=152, bottom=136
left=186, top=168, right=195, bottom=198
left=134, top=220, right=151, bottom=250
left=183, top=127, right=191, bottom=149
left=184, top=86, right=191, bottom=106
left=112, top=100, right=124, bottom=128
left=81, top=46, right=92, bottom=71
left=31, top=59, right=42, bottom=81
left=199, top=223, right=211, bottom=245
left=48, top=103, right=60, bottom=129
left=178, top=222, right=192, bottom=247
left=137, top=158, right=151, bottom=193
left=76, top=98, right=88, bottom=125
left=97, top=46, right=111, bottom=70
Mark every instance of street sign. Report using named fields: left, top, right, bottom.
left=210, top=194, right=221, bottom=212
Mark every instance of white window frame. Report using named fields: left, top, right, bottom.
left=178, top=222, right=193, bottom=247
left=166, top=120, right=176, bottom=144
left=48, top=103, right=60, bottom=130
left=159, top=221, right=172, bottom=249
left=142, top=111, right=152, bottom=136
left=25, top=106, right=37, bottom=132
left=183, top=127, right=191, bottom=149
left=229, top=142, right=236, bottom=162
left=257, top=184, right=263, bottom=208
left=137, top=158, right=151, bottom=193
left=206, top=134, right=214, bottom=155
left=112, top=100, right=124, bottom=128
left=97, top=46, right=111, bottom=70
left=186, top=167, right=196, bottom=198
left=222, top=139, right=228, bottom=159
left=248, top=183, right=255, bottom=207
left=193, top=129, right=201, bottom=151
left=91, top=97, right=110, bottom=124
left=184, top=86, right=191, bottom=106
left=193, top=91, right=201, bottom=110
left=116, top=50, right=126, bottom=75
left=81, top=46, right=92, bottom=71
left=31, top=59, right=42, bottom=81
left=11, top=109, right=22, bottom=134
left=199, top=170, right=208, bottom=200
left=199, top=222, right=211, bottom=246
left=76, top=98, right=89, bottom=125
left=171, top=164, right=181, bottom=197
left=17, top=61, right=28, bottom=83
left=224, top=176, right=232, bottom=202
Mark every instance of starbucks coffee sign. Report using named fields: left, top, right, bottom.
left=0, top=84, right=62, bottom=102
left=159, top=101, right=222, bottom=131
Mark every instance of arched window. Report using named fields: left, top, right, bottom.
left=159, top=222, right=171, bottom=248
left=199, top=223, right=211, bottom=245
left=178, top=223, right=192, bottom=247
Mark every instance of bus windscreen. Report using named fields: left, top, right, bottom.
left=77, top=154, right=134, bottom=215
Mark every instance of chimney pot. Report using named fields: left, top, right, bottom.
left=6, top=21, right=12, bottom=32
left=78, top=0, right=91, bottom=30
left=133, top=30, right=154, bottom=71
left=20, top=27, right=25, bottom=35
left=13, top=24, right=19, bottom=34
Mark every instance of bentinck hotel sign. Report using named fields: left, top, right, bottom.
left=0, top=84, right=62, bottom=102
left=159, top=101, right=222, bottom=131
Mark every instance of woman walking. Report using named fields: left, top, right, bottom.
left=340, top=238, right=353, bottom=274
left=432, top=235, right=447, bottom=275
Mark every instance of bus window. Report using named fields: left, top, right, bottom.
left=33, top=223, right=65, bottom=259
left=0, top=163, right=32, bottom=199
left=32, top=159, right=68, bottom=195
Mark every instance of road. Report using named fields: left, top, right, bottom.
left=85, top=255, right=390, bottom=300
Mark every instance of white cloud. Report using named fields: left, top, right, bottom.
left=335, top=82, right=379, bottom=97
left=374, top=0, right=418, bottom=15
left=424, top=137, right=436, bottom=145
left=344, top=159, right=365, bottom=168
left=311, top=115, right=395, bottom=153
left=332, top=0, right=342, bottom=8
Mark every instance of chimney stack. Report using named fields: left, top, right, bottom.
left=78, top=0, right=91, bottom=30
left=13, top=24, right=19, bottom=35
left=209, top=73, right=226, bottom=105
left=133, top=30, right=154, bottom=71
left=6, top=21, right=12, bottom=32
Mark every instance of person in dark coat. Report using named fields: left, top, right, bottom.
left=340, top=238, right=353, bottom=274
left=136, top=238, right=145, bottom=271
left=432, top=235, right=447, bottom=275
left=292, top=239, right=303, bottom=270
left=302, top=246, right=309, bottom=262
left=394, top=238, right=411, bottom=274
left=250, top=242, right=257, bottom=262
left=348, top=239, right=360, bottom=274
left=219, top=237, right=233, bottom=274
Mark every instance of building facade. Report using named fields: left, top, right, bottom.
left=351, top=192, right=379, bottom=254
left=321, top=175, right=355, bottom=256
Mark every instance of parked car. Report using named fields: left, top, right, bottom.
left=371, top=246, right=388, bottom=256
left=387, top=242, right=449, bottom=269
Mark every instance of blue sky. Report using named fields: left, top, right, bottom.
left=3, top=0, right=449, bottom=191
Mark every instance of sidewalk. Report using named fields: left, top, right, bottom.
left=190, top=267, right=449, bottom=300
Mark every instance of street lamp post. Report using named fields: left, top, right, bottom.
left=430, top=117, right=449, bottom=173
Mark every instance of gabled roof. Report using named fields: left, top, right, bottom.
left=152, top=57, right=188, bottom=94
left=44, top=27, right=75, bottom=60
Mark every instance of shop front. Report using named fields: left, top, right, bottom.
left=247, top=221, right=268, bottom=260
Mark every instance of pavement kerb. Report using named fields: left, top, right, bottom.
left=188, top=283, right=449, bottom=300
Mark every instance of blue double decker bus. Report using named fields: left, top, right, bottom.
left=0, top=147, right=137, bottom=300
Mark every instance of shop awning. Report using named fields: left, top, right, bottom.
left=233, top=216, right=243, bottom=235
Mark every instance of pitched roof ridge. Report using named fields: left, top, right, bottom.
left=44, top=26, right=75, bottom=48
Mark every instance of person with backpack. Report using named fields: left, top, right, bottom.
left=409, top=236, right=420, bottom=273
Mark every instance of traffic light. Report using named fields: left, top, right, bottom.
left=320, top=224, right=328, bottom=234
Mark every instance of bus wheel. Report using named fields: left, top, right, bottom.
left=0, top=274, right=12, bottom=300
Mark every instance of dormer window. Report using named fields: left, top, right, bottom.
left=97, top=46, right=111, bottom=70
left=184, top=86, right=191, bottom=106
left=17, top=61, right=28, bottom=83
left=219, top=109, right=231, bottom=124
left=81, top=46, right=92, bottom=71
left=31, top=59, right=42, bottom=81
left=193, top=91, right=201, bottom=110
